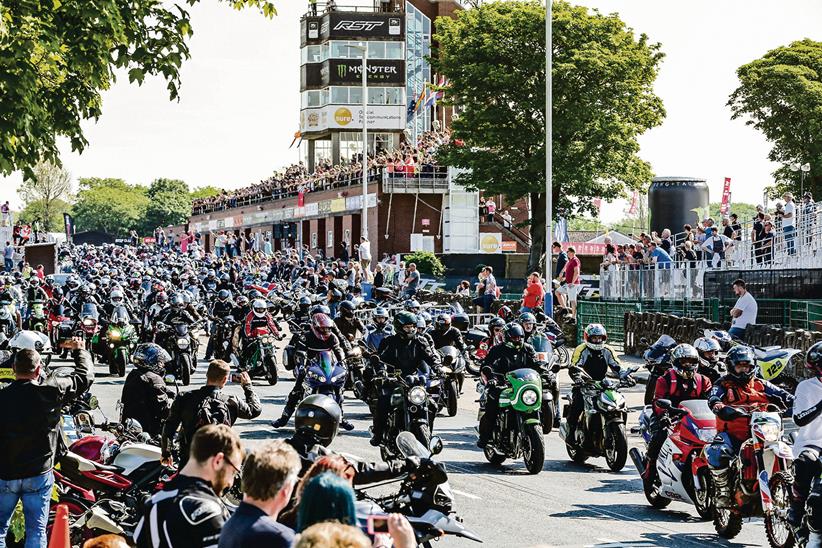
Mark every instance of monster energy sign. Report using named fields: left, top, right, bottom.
left=327, top=59, right=404, bottom=85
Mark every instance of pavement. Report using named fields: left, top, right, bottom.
left=75, top=338, right=769, bottom=548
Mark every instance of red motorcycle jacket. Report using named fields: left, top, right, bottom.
left=708, top=375, right=791, bottom=440
left=242, top=311, right=280, bottom=339
left=652, top=369, right=712, bottom=416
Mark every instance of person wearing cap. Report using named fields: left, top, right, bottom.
left=783, top=192, right=797, bottom=255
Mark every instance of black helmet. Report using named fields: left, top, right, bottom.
left=310, top=304, right=331, bottom=316
left=403, top=299, right=421, bottom=313
left=489, top=317, right=506, bottom=331
left=671, top=344, right=699, bottom=380
left=329, top=288, right=343, bottom=301
left=726, top=345, right=756, bottom=383
left=217, top=289, right=231, bottom=302
left=298, top=296, right=311, bottom=310
left=497, top=305, right=513, bottom=321
left=52, top=287, right=64, bottom=299
left=435, top=313, right=451, bottom=331
left=132, top=343, right=171, bottom=375
left=294, top=394, right=341, bottom=447
left=248, top=289, right=262, bottom=300
left=339, top=300, right=356, bottom=318
left=806, top=341, right=822, bottom=377
left=170, top=293, right=186, bottom=309
left=505, top=322, right=525, bottom=347
left=393, top=311, right=418, bottom=340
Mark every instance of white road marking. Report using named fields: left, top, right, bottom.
left=451, top=488, right=481, bottom=500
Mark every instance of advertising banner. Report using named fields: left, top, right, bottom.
left=330, top=198, right=346, bottom=213
left=560, top=242, right=606, bottom=256
left=479, top=233, right=502, bottom=254
left=323, top=13, right=403, bottom=39
left=720, top=177, right=731, bottom=216
left=301, top=105, right=405, bottom=132
left=324, top=59, right=405, bottom=86
left=501, top=241, right=517, bottom=252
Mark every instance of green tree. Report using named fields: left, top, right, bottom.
left=403, top=251, right=445, bottom=277
left=17, top=161, right=73, bottom=232
left=729, top=40, right=822, bottom=197
left=432, top=1, right=665, bottom=272
left=190, top=185, right=223, bottom=200
left=0, top=0, right=276, bottom=179
left=142, top=178, right=191, bottom=234
left=72, top=178, right=148, bottom=236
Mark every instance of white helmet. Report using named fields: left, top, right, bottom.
left=9, top=330, right=52, bottom=354
left=252, top=299, right=268, bottom=318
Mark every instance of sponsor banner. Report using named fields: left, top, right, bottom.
left=301, top=105, right=404, bottom=132
left=330, top=198, right=346, bottom=213
left=325, top=59, right=405, bottom=86
left=720, top=177, right=731, bottom=216
left=501, top=241, right=517, bottom=252
left=143, top=237, right=156, bottom=244
left=345, top=193, right=377, bottom=210
left=304, top=202, right=319, bottom=216
left=323, top=13, right=403, bottom=39
left=480, top=233, right=502, bottom=254
left=560, top=242, right=606, bottom=256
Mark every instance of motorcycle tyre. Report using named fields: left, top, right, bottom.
left=713, top=506, right=743, bottom=540
left=265, top=357, right=278, bottom=386
left=412, top=423, right=431, bottom=451
left=484, top=445, right=506, bottom=466
left=522, top=423, right=545, bottom=474
left=765, top=471, right=796, bottom=548
left=555, top=346, right=570, bottom=367
left=465, top=357, right=481, bottom=377
left=642, top=475, right=672, bottom=509
left=644, top=377, right=657, bottom=406
left=605, top=423, right=628, bottom=472
left=180, top=355, right=191, bottom=386
left=566, top=442, right=588, bottom=464
left=692, top=468, right=713, bottom=520
left=116, top=351, right=127, bottom=377
left=447, top=380, right=459, bottom=417
left=542, top=401, right=555, bottom=435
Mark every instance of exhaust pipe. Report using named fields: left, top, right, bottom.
left=629, top=447, right=646, bottom=475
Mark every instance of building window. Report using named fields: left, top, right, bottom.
left=405, top=1, right=431, bottom=136
left=328, top=40, right=404, bottom=60
left=301, top=89, right=329, bottom=108
left=301, top=44, right=324, bottom=65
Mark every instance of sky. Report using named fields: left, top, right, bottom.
left=3, top=0, right=822, bottom=223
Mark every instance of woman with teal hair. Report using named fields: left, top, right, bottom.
left=296, top=472, right=357, bottom=532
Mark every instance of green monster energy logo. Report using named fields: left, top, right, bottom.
left=337, top=64, right=348, bottom=78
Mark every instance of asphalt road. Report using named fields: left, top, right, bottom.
left=73, top=339, right=769, bottom=548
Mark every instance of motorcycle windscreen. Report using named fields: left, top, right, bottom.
left=678, top=399, right=714, bottom=419
left=529, top=334, right=552, bottom=354
left=80, top=303, right=99, bottom=320
left=316, top=350, right=335, bottom=377
left=396, top=431, right=432, bottom=459
left=646, top=334, right=676, bottom=359
left=110, top=305, right=130, bottom=326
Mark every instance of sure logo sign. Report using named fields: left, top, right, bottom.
left=333, top=20, right=384, bottom=31
left=334, top=107, right=353, bottom=126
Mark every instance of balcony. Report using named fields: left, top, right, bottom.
left=381, top=168, right=449, bottom=193
left=302, top=2, right=404, bottom=19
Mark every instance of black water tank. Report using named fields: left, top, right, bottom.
left=648, top=177, right=710, bottom=236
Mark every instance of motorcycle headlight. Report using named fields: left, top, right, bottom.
left=331, top=372, right=346, bottom=383
left=409, top=386, right=427, bottom=405
left=434, top=482, right=454, bottom=508
left=521, top=389, right=539, bottom=406
left=307, top=371, right=323, bottom=382
left=82, top=318, right=95, bottom=326
left=109, top=329, right=121, bottom=340
left=697, top=427, right=717, bottom=443
left=176, top=337, right=190, bottom=349
left=756, top=423, right=781, bottom=443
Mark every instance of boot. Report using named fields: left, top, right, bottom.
left=340, top=418, right=355, bottom=431
left=271, top=415, right=290, bottom=428
left=711, top=468, right=733, bottom=508
left=788, top=498, right=805, bottom=530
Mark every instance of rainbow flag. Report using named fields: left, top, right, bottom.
left=413, top=84, right=427, bottom=113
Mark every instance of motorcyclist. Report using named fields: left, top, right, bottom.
left=204, top=289, right=234, bottom=361
left=430, top=313, right=466, bottom=352
left=239, top=298, right=281, bottom=367
left=415, top=314, right=436, bottom=351
left=272, top=313, right=352, bottom=430
left=370, top=311, right=439, bottom=446
left=643, top=343, right=712, bottom=481
left=25, top=278, right=48, bottom=319
left=565, top=324, right=629, bottom=445
left=363, top=306, right=393, bottom=353
left=156, top=293, right=198, bottom=327
left=518, top=312, right=537, bottom=344
left=293, top=295, right=312, bottom=325
left=487, top=316, right=506, bottom=347
left=693, top=336, right=723, bottom=382
left=477, top=323, right=538, bottom=448
left=285, top=395, right=411, bottom=482
left=788, top=341, right=822, bottom=533
left=334, top=300, right=366, bottom=343
left=121, top=343, right=175, bottom=438
left=707, top=345, right=794, bottom=508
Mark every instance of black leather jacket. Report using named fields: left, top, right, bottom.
left=135, top=474, right=227, bottom=548
left=286, top=432, right=404, bottom=484
left=334, top=315, right=366, bottom=343
left=485, top=342, right=538, bottom=376
left=0, top=350, right=94, bottom=480
left=121, top=368, right=174, bottom=438
left=376, top=334, right=439, bottom=377
left=431, top=326, right=466, bottom=353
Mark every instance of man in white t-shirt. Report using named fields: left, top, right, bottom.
left=782, top=192, right=796, bottom=256
left=728, top=278, right=757, bottom=340
left=788, top=342, right=822, bottom=534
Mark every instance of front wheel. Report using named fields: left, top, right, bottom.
left=692, top=468, right=713, bottom=520
left=264, top=356, right=278, bottom=386
left=522, top=423, right=545, bottom=475
left=116, top=350, right=127, bottom=377
left=179, top=354, right=191, bottom=386
left=566, top=441, right=588, bottom=464
left=412, top=423, right=431, bottom=450
left=555, top=345, right=570, bottom=367
left=713, top=507, right=743, bottom=539
left=644, top=376, right=657, bottom=405
left=605, top=423, right=628, bottom=472
left=446, top=380, right=459, bottom=417
left=541, top=400, right=555, bottom=435
left=765, top=471, right=796, bottom=548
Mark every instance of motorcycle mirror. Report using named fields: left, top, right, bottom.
left=656, top=398, right=672, bottom=410
left=164, top=374, right=177, bottom=385
left=551, top=362, right=561, bottom=374
left=429, top=436, right=443, bottom=456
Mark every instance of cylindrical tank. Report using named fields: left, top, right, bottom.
left=648, top=177, right=710, bottom=236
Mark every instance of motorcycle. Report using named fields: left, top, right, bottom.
left=25, top=300, right=47, bottom=333
left=241, top=330, right=280, bottom=385
left=559, top=366, right=638, bottom=471
left=630, top=399, right=716, bottom=519
left=711, top=405, right=795, bottom=548
left=530, top=333, right=561, bottom=433
left=0, top=298, right=17, bottom=339
left=464, top=325, right=491, bottom=377
left=357, top=432, right=482, bottom=547
left=542, top=316, right=570, bottom=367
left=211, top=315, right=238, bottom=362
left=100, top=306, right=137, bottom=377
left=371, top=365, right=434, bottom=463
left=642, top=334, right=677, bottom=405
left=436, top=346, right=465, bottom=417
left=303, top=349, right=347, bottom=404
left=156, top=320, right=198, bottom=386
left=75, top=303, right=101, bottom=361
left=478, top=366, right=545, bottom=474
left=345, top=345, right=367, bottom=400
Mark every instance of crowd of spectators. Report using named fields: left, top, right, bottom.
left=192, top=130, right=451, bottom=215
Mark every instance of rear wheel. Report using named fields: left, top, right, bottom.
left=605, top=423, right=628, bottom=472
left=542, top=401, right=555, bottom=435
left=446, top=380, right=459, bottom=417
left=522, top=423, right=545, bottom=474
left=465, top=355, right=481, bottom=377
left=765, top=471, right=796, bottom=548
left=179, top=355, right=191, bottom=386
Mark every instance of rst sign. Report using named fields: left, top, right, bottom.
left=323, top=13, right=403, bottom=39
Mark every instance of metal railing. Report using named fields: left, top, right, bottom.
left=303, top=3, right=404, bottom=17
left=381, top=167, right=449, bottom=193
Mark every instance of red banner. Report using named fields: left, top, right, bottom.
left=297, top=190, right=305, bottom=208
left=720, top=177, right=731, bottom=216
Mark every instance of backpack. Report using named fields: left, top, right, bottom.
left=194, top=390, right=232, bottom=429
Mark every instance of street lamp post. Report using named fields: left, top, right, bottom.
left=790, top=162, right=812, bottom=198
left=544, top=0, right=553, bottom=315
left=346, top=44, right=369, bottom=240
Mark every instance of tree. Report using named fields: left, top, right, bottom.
left=0, top=0, right=276, bottom=179
left=190, top=185, right=223, bottom=200
left=432, top=1, right=665, bottom=272
left=729, top=40, right=822, bottom=198
left=72, top=178, right=148, bottom=236
left=17, top=161, right=73, bottom=232
left=142, top=178, right=192, bottom=234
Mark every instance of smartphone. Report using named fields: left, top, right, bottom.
left=367, top=514, right=390, bottom=535
left=230, top=373, right=242, bottom=383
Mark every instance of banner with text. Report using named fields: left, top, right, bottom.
left=720, top=177, right=731, bottom=216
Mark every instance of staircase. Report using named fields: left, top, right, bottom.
left=482, top=212, right=531, bottom=250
